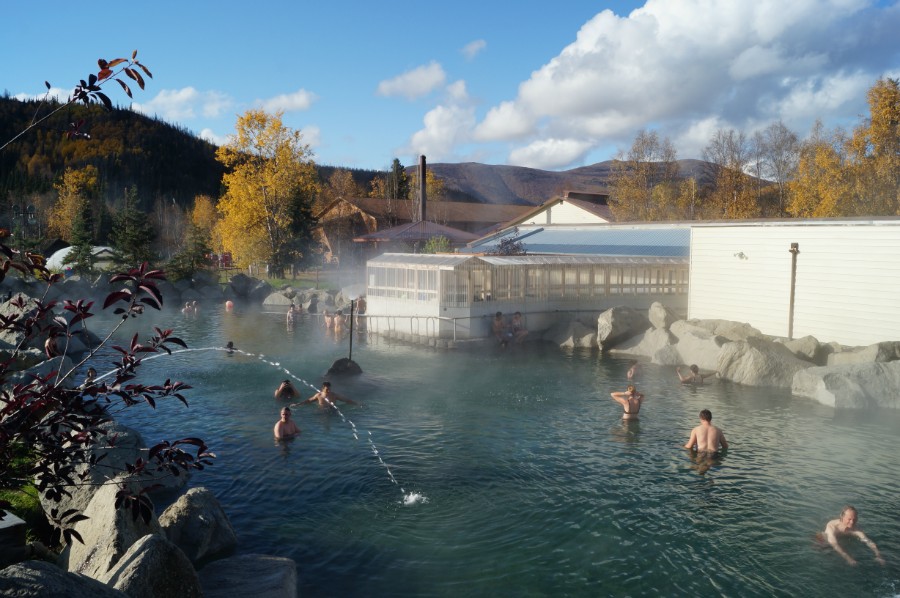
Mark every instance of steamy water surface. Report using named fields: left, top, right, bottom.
left=104, top=307, right=900, bottom=597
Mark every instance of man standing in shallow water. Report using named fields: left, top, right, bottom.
left=298, top=381, right=357, bottom=409
left=684, top=409, right=728, bottom=452
left=273, top=407, right=301, bottom=439
left=821, top=506, right=885, bottom=566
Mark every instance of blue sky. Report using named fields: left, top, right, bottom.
left=3, top=0, right=899, bottom=171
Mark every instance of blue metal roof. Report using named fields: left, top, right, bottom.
left=464, top=225, right=690, bottom=257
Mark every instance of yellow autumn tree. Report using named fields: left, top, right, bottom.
left=48, top=165, right=100, bottom=241
left=845, top=77, right=900, bottom=215
left=609, top=130, right=680, bottom=221
left=787, top=121, right=852, bottom=217
left=191, top=194, right=221, bottom=249
left=215, top=110, right=319, bottom=277
left=407, top=168, right=446, bottom=223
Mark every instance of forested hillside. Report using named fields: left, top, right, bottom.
left=0, top=96, right=224, bottom=210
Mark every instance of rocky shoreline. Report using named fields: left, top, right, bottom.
left=544, top=301, right=900, bottom=409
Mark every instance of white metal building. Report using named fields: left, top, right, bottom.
left=365, top=224, right=691, bottom=340
left=688, top=219, right=900, bottom=346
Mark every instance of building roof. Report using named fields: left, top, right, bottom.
left=495, top=196, right=615, bottom=229
left=464, top=224, right=691, bottom=257
left=367, top=252, right=687, bottom=269
left=318, top=197, right=533, bottom=224
left=354, top=220, right=479, bottom=243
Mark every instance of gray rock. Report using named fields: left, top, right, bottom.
left=262, top=292, right=294, bottom=307
left=248, top=281, right=274, bottom=304
left=100, top=534, right=202, bottom=598
left=159, top=487, right=237, bottom=565
left=608, top=328, right=676, bottom=359
left=792, top=362, right=900, bottom=409
left=826, top=341, right=900, bottom=366
left=687, top=318, right=765, bottom=341
left=199, top=554, right=297, bottom=598
left=180, top=288, right=202, bottom=303
left=648, top=301, right=679, bottom=330
left=652, top=344, right=682, bottom=365
left=191, top=270, right=219, bottom=287
left=717, top=337, right=812, bottom=388
left=669, top=320, right=729, bottom=371
left=198, top=284, right=224, bottom=301
left=0, top=560, right=126, bottom=597
left=8, top=355, right=75, bottom=386
left=544, top=318, right=597, bottom=349
left=780, top=335, right=826, bottom=364
left=596, top=306, right=650, bottom=350
left=173, top=279, right=194, bottom=293
left=228, top=273, right=255, bottom=298
left=63, top=473, right=162, bottom=580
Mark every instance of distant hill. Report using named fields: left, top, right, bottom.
left=1, top=97, right=714, bottom=210
left=420, top=158, right=715, bottom=206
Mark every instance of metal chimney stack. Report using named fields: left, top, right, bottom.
left=418, top=155, right=427, bottom=223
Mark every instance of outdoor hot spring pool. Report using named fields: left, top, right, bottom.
left=100, top=306, right=900, bottom=597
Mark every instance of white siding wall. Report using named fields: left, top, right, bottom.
left=521, top=202, right=607, bottom=225
left=689, top=223, right=900, bottom=346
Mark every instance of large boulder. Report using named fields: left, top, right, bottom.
left=544, top=318, right=597, bottom=349
left=228, top=273, right=256, bottom=298
left=596, top=306, right=650, bottom=350
left=100, top=534, right=202, bottom=598
left=648, top=302, right=679, bottom=330
left=717, top=337, right=812, bottom=388
left=608, top=328, right=676, bottom=360
left=8, top=355, right=75, bottom=385
left=248, top=280, right=275, bottom=304
left=39, top=422, right=186, bottom=520
left=669, top=321, right=729, bottom=371
left=792, top=362, right=900, bottom=409
left=687, top=319, right=765, bottom=341
left=198, top=285, right=225, bottom=301
left=779, top=335, right=828, bottom=365
left=159, top=487, right=237, bottom=565
left=262, top=292, right=294, bottom=307
left=199, top=554, right=297, bottom=598
left=826, top=341, right=900, bottom=366
left=0, top=560, right=126, bottom=598
left=63, top=473, right=162, bottom=580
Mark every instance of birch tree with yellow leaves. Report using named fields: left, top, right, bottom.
left=215, top=110, right=319, bottom=277
left=609, top=130, right=680, bottom=221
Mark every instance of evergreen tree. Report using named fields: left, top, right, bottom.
left=110, top=186, right=157, bottom=267
left=64, top=197, right=95, bottom=274
left=167, top=223, right=212, bottom=281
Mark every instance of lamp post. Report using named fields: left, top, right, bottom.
left=12, top=204, right=36, bottom=255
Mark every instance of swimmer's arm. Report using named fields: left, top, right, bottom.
left=825, top=525, right=857, bottom=565
left=852, top=531, right=885, bottom=564
left=719, top=433, right=728, bottom=450
left=335, top=393, right=357, bottom=405
left=610, top=392, right=628, bottom=407
left=676, top=368, right=692, bottom=383
left=683, top=429, right=698, bottom=450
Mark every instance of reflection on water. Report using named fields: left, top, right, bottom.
left=106, top=308, right=900, bottom=597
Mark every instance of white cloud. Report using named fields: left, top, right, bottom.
left=14, top=87, right=69, bottom=103
left=469, top=0, right=898, bottom=168
left=376, top=61, right=446, bottom=100
left=474, top=101, right=534, bottom=141
left=406, top=103, right=476, bottom=162
left=133, top=87, right=232, bottom=121
left=299, top=125, right=321, bottom=149
left=257, top=88, right=317, bottom=113
left=508, top=138, right=593, bottom=170
left=199, top=128, right=228, bottom=146
left=461, top=39, right=487, bottom=60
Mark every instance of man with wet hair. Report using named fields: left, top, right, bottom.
left=274, top=379, right=298, bottom=400
left=299, top=381, right=357, bottom=409
left=684, top=409, right=728, bottom=452
left=610, top=385, right=644, bottom=420
left=273, top=407, right=301, bottom=439
left=821, top=506, right=885, bottom=566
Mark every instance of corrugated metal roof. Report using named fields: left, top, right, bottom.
left=478, top=255, right=687, bottom=266
left=367, top=253, right=474, bottom=268
left=465, top=225, right=690, bottom=257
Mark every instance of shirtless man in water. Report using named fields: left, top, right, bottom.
left=684, top=409, right=728, bottom=452
left=821, top=506, right=885, bottom=566
left=298, top=381, right=357, bottom=409
left=677, top=364, right=716, bottom=385
left=273, top=407, right=301, bottom=439
left=610, top=385, right=644, bottom=420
